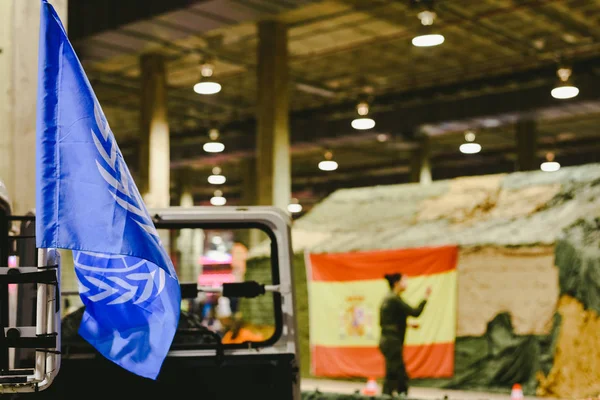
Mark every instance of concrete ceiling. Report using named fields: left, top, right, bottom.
left=69, top=0, right=600, bottom=212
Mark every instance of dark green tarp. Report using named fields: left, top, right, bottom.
left=556, top=217, right=600, bottom=315
left=411, top=312, right=560, bottom=395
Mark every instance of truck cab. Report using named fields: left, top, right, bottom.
left=1, top=199, right=301, bottom=400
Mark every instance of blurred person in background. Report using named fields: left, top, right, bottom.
left=201, top=306, right=223, bottom=335
left=379, top=273, right=431, bottom=397
left=228, top=242, right=248, bottom=314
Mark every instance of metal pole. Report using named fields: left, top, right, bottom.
left=35, top=249, right=48, bottom=382
left=0, top=211, right=9, bottom=373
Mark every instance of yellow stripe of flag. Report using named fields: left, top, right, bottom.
left=309, top=270, right=457, bottom=347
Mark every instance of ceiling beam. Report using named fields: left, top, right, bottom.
left=521, top=2, right=600, bottom=43
left=68, top=0, right=207, bottom=42
left=287, top=0, right=562, bottom=63
left=100, top=25, right=338, bottom=100
left=127, top=54, right=600, bottom=168
left=436, top=2, right=539, bottom=56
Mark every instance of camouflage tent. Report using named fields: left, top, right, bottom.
left=244, top=164, right=600, bottom=398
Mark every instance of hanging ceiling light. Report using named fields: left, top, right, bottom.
left=540, top=152, right=561, bottom=172
left=203, top=128, right=225, bottom=153
left=208, top=166, right=226, bottom=185
left=287, top=198, right=303, bottom=214
left=551, top=67, right=579, bottom=100
left=210, top=189, right=226, bottom=206
left=377, top=133, right=389, bottom=142
left=351, top=101, right=376, bottom=130
left=194, top=61, right=221, bottom=95
left=318, top=150, right=338, bottom=171
left=412, top=10, right=445, bottom=47
left=459, top=130, right=482, bottom=154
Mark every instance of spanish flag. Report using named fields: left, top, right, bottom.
left=306, top=246, right=458, bottom=378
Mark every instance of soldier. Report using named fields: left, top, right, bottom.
left=378, top=273, right=431, bottom=397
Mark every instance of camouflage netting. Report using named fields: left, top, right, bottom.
left=246, top=164, right=600, bottom=397
left=250, top=164, right=600, bottom=257
left=555, top=217, right=600, bottom=315
left=537, top=296, right=600, bottom=399
left=536, top=216, right=600, bottom=398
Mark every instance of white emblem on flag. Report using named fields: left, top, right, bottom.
left=91, top=102, right=158, bottom=239
left=74, top=252, right=166, bottom=305
left=74, top=102, right=166, bottom=305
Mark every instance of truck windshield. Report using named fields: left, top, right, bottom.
left=163, top=226, right=280, bottom=350
left=59, top=226, right=281, bottom=353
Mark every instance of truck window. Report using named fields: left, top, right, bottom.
left=162, top=226, right=279, bottom=350
left=60, top=226, right=280, bottom=353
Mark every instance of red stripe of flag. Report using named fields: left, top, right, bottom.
left=311, top=343, right=454, bottom=378
left=308, top=246, right=458, bottom=282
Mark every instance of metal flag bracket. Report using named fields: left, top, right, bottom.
left=0, top=213, right=61, bottom=393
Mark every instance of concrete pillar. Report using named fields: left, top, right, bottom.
left=237, top=157, right=263, bottom=248
left=0, top=0, right=68, bottom=215
left=240, top=157, right=257, bottom=207
left=139, top=53, right=170, bottom=208
left=0, top=1, right=74, bottom=300
left=515, top=119, right=537, bottom=171
left=256, top=20, right=291, bottom=211
left=410, top=135, right=432, bottom=184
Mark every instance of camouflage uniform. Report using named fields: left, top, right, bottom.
left=378, top=291, right=427, bottom=396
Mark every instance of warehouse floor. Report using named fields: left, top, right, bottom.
left=300, top=379, right=559, bottom=400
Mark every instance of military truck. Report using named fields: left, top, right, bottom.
left=0, top=181, right=301, bottom=399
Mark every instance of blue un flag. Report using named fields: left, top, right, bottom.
left=35, top=0, right=181, bottom=380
